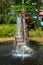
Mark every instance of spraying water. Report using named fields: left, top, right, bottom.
left=12, top=15, right=34, bottom=59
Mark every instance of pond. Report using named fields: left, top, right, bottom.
left=0, top=43, right=43, bottom=65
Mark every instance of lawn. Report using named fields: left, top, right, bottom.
left=0, top=24, right=17, bottom=37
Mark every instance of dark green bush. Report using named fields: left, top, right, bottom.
left=0, top=19, right=5, bottom=24
left=0, top=16, right=17, bottom=24
left=10, top=18, right=17, bottom=24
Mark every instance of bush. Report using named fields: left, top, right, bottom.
left=0, top=19, right=5, bottom=24
left=10, top=18, right=17, bottom=24
left=0, top=24, right=17, bottom=37
left=29, top=27, right=43, bottom=36
left=0, top=16, right=17, bottom=24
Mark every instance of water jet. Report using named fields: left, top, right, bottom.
left=12, top=14, right=34, bottom=59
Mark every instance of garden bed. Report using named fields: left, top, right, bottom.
left=29, top=36, right=43, bottom=45
left=0, top=38, right=14, bottom=44
left=0, top=24, right=17, bottom=37
left=0, top=36, right=43, bottom=45
left=29, top=27, right=43, bottom=37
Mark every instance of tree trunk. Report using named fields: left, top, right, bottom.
left=1, top=0, right=4, bottom=20
left=37, top=4, right=40, bottom=27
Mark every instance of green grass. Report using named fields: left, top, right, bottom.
left=29, top=27, right=43, bottom=37
left=0, top=24, right=17, bottom=37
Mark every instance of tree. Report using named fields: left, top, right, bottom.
left=22, top=0, right=43, bottom=31
left=25, top=0, right=43, bottom=26
left=0, top=0, right=15, bottom=23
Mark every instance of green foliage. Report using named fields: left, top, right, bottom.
left=25, top=5, right=35, bottom=13
left=0, top=24, right=17, bottom=37
left=10, top=17, right=17, bottom=24
left=14, top=0, right=22, bottom=5
left=25, top=0, right=42, bottom=14
left=0, top=15, right=17, bottom=24
left=29, top=27, right=43, bottom=36
left=26, top=0, right=42, bottom=5
left=0, top=0, right=43, bottom=25
left=0, top=19, right=5, bottom=24
left=14, top=5, right=22, bottom=12
left=4, top=16, right=13, bottom=24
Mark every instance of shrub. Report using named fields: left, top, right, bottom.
left=10, top=18, right=17, bottom=24
left=0, top=19, right=5, bottom=24
left=0, top=16, right=17, bottom=24
left=0, top=24, right=17, bottom=37
left=29, top=27, right=43, bottom=36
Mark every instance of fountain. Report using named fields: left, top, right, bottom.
left=12, top=14, right=34, bottom=59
